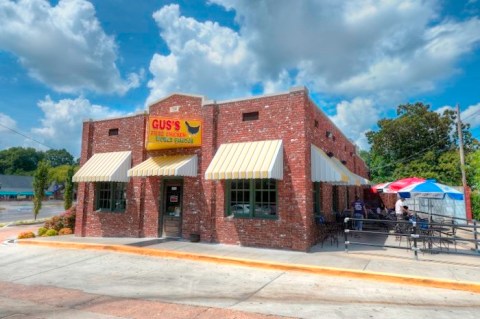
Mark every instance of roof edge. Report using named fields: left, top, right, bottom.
left=206, top=86, right=307, bottom=106
left=147, top=93, right=207, bottom=108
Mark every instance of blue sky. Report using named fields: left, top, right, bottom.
left=1, top=0, right=480, bottom=158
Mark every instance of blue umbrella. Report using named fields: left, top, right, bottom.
left=398, top=179, right=463, bottom=200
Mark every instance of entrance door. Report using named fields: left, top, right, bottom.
left=162, top=183, right=182, bottom=238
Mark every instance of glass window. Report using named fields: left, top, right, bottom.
left=95, top=182, right=126, bottom=212
left=226, top=179, right=277, bottom=218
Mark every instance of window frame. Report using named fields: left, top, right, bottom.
left=242, top=111, right=259, bottom=121
left=95, top=182, right=127, bottom=213
left=225, top=179, right=278, bottom=219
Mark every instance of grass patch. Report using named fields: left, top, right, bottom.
left=0, top=218, right=48, bottom=228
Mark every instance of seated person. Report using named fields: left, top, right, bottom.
left=402, top=205, right=415, bottom=220
left=402, top=205, right=409, bottom=220
left=376, top=203, right=388, bottom=217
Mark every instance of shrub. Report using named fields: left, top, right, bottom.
left=44, top=206, right=76, bottom=232
left=38, top=227, right=47, bottom=236
left=44, top=216, right=63, bottom=231
left=58, top=228, right=73, bottom=235
left=45, top=229, right=58, bottom=236
left=18, top=231, right=35, bottom=239
left=471, top=191, right=480, bottom=221
left=60, top=206, right=76, bottom=230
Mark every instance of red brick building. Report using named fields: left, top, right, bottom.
left=73, top=87, right=369, bottom=251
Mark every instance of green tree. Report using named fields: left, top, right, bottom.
left=44, top=149, right=74, bottom=167
left=64, top=166, right=75, bottom=210
left=33, top=161, right=50, bottom=220
left=366, top=102, right=478, bottom=184
left=471, top=192, right=480, bottom=220
left=0, top=147, right=44, bottom=175
left=49, top=165, right=72, bottom=184
left=467, top=150, right=480, bottom=191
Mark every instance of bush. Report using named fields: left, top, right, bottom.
left=45, top=229, right=58, bottom=236
left=44, top=216, right=63, bottom=231
left=471, top=191, right=480, bottom=220
left=18, top=231, right=35, bottom=239
left=58, top=228, right=73, bottom=235
left=43, top=205, right=76, bottom=232
left=60, top=206, right=76, bottom=230
left=38, top=227, right=47, bottom=236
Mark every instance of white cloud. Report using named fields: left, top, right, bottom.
left=435, top=103, right=480, bottom=129
left=212, top=0, right=480, bottom=97
left=0, top=112, right=46, bottom=150
left=30, top=96, right=127, bottom=157
left=146, top=4, right=257, bottom=105
left=0, top=113, right=17, bottom=132
left=0, top=0, right=141, bottom=94
left=435, top=105, right=454, bottom=115
left=146, top=1, right=480, bottom=147
left=0, top=113, right=24, bottom=150
left=330, top=98, right=380, bottom=149
left=461, top=103, right=480, bottom=128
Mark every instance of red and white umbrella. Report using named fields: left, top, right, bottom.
left=388, top=177, right=425, bottom=192
left=371, top=177, right=426, bottom=194
left=371, top=182, right=393, bottom=193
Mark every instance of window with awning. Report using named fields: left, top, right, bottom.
left=73, top=151, right=131, bottom=183
left=311, top=145, right=369, bottom=186
left=205, top=140, right=283, bottom=180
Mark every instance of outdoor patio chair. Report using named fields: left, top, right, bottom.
left=394, top=221, right=413, bottom=248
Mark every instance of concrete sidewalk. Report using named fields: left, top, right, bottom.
left=12, top=232, right=480, bottom=294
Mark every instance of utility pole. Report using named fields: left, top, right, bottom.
left=456, top=104, right=468, bottom=210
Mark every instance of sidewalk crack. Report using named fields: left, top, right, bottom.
left=362, top=260, right=371, bottom=271
left=228, top=271, right=285, bottom=308
left=12, top=254, right=107, bottom=282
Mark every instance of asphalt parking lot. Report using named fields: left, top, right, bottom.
left=0, top=200, right=64, bottom=223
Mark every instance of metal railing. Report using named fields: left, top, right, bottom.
left=343, top=215, right=479, bottom=259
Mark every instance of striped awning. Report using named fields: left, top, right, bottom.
left=73, top=151, right=131, bottom=183
left=311, top=146, right=370, bottom=186
left=355, top=174, right=370, bottom=186
left=205, top=140, right=283, bottom=180
left=127, top=155, right=198, bottom=177
left=330, top=157, right=362, bottom=186
left=311, top=145, right=349, bottom=184
left=331, top=158, right=370, bottom=186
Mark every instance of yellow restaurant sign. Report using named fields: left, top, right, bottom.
left=146, top=117, right=202, bottom=150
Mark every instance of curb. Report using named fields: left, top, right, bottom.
left=18, top=239, right=480, bottom=294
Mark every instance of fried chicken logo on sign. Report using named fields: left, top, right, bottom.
left=146, top=117, right=202, bottom=150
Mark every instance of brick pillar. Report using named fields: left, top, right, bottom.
left=288, top=88, right=311, bottom=251
left=75, top=120, right=94, bottom=237
left=143, top=176, right=160, bottom=237
left=201, top=102, right=218, bottom=242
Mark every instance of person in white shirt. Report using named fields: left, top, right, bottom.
left=376, top=203, right=387, bottom=217
left=395, top=197, right=406, bottom=220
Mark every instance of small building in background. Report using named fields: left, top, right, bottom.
left=0, top=174, right=53, bottom=200
left=0, top=174, right=34, bottom=200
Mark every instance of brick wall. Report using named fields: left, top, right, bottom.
left=75, top=115, right=147, bottom=237
left=211, top=88, right=310, bottom=251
